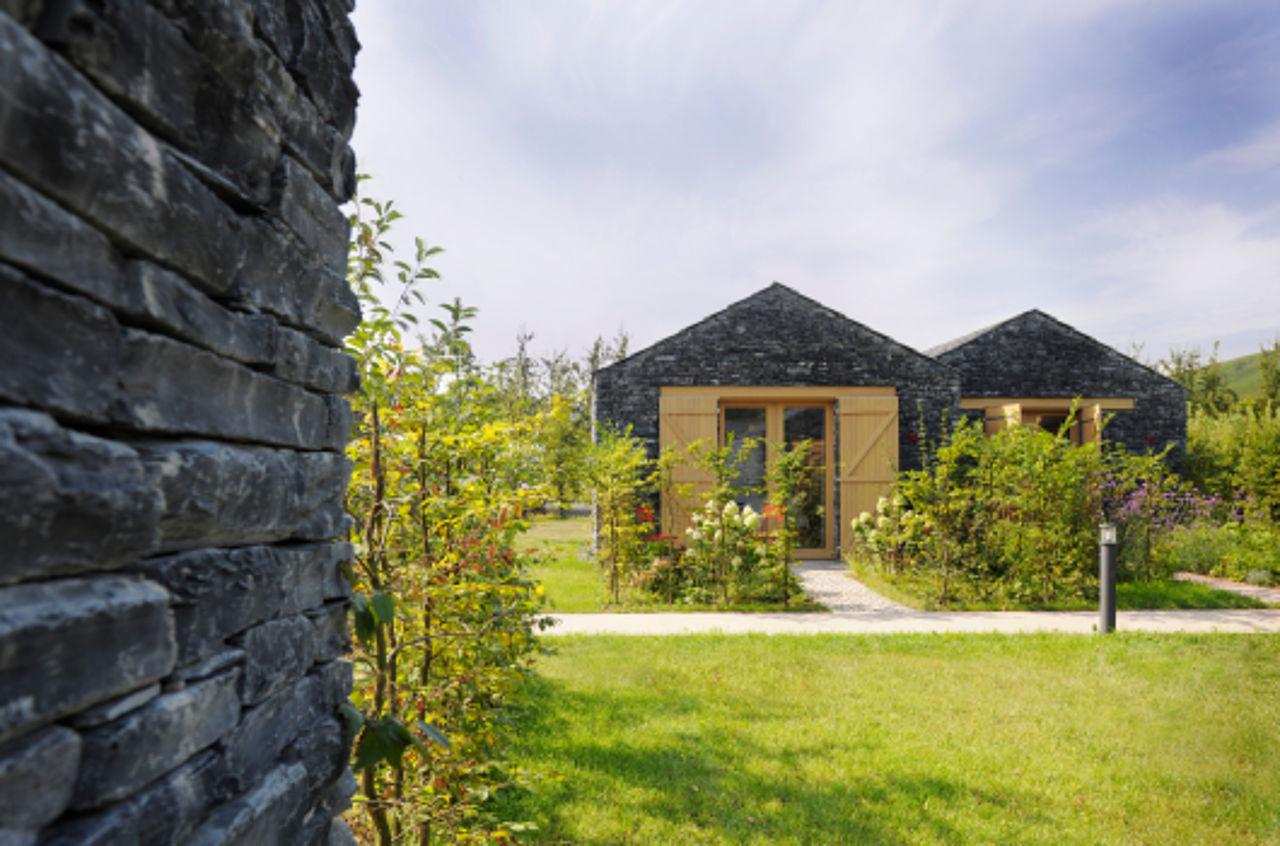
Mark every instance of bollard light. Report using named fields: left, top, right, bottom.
left=1098, top=523, right=1117, bottom=633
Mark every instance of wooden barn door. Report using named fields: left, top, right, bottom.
left=658, top=394, right=718, bottom=538
left=837, top=395, right=899, bottom=553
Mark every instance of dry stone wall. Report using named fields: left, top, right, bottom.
left=0, top=2, right=361, bottom=843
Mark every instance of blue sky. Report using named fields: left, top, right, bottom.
left=349, top=1, right=1280, bottom=368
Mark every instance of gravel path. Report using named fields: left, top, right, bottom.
left=790, top=559, right=910, bottom=612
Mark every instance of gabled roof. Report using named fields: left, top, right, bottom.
left=927, top=308, right=1181, bottom=393
left=598, top=281, right=952, bottom=377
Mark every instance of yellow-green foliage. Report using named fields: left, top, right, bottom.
left=343, top=183, right=548, bottom=845
left=1186, top=404, right=1280, bottom=523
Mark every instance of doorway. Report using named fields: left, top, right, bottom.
left=721, top=402, right=833, bottom=556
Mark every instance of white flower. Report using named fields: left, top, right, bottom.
left=723, top=501, right=739, bottom=519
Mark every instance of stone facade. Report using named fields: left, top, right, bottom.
left=928, top=310, right=1187, bottom=464
left=0, top=2, right=360, bottom=844
left=594, top=283, right=962, bottom=471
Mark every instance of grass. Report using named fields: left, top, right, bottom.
left=846, top=557, right=1270, bottom=611
left=1220, top=349, right=1264, bottom=401
left=523, top=515, right=601, bottom=613
left=493, top=633, right=1280, bottom=845
left=522, top=514, right=823, bottom=613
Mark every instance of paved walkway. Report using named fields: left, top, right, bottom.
left=1173, top=571, right=1280, bottom=604
left=542, top=561, right=1280, bottom=636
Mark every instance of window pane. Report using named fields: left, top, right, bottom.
left=724, top=407, right=766, bottom=512
left=783, top=406, right=826, bottom=549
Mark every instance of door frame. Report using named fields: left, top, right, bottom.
left=719, top=399, right=835, bottom=558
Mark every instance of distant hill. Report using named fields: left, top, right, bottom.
left=1218, top=350, right=1263, bottom=400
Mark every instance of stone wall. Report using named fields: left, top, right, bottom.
left=594, top=283, right=961, bottom=472
left=930, top=310, right=1187, bottom=465
left=0, top=2, right=361, bottom=843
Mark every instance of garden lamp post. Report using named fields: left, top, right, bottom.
left=1099, top=523, right=1117, bottom=633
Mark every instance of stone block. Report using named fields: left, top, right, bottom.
left=38, top=748, right=227, bottom=846
left=320, top=544, right=355, bottom=601
left=72, top=670, right=241, bottom=810
left=279, top=542, right=351, bottom=616
left=113, top=329, right=339, bottom=450
left=0, top=576, right=175, bottom=744
left=236, top=615, right=316, bottom=705
left=248, top=0, right=358, bottom=135
left=135, top=440, right=351, bottom=552
left=0, top=726, right=80, bottom=832
left=0, top=410, right=160, bottom=585
left=130, top=546, right=286, bottom=663
left=170, top=650, right=246, bottom=690
left=38, top=0, right=279, bottom=206
left=311, top=660, right=354, bottom=717
left=287, top=716, right=347, bottom=804
left=273, top=323, right=360, bottom=395
left=186, top=762, right=310, bottom=846
left=128, top=749, right=228, bottom=846
left=0, top=14, right=243, bottom=295
left=0, top=266, right=119, bottom=424
left=33, top=803, right=131, bottom=846
left=123, top=260, right=277, bottom=367
left=67, top=684, right=160, bottom=730
left=308, top=602, right=352, bottom=665
left=0, top=169, right=125, bottom=305
left=272, top=155, right=350, bottom=276
left=232, top=217, right=361, bottom=346
left=221, top=676, right=322, bottom=795
left=0, top=173, right=281, bottom=373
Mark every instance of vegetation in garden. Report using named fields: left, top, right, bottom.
left=492, top=633, right=1280, bottom=846
left=848, top=399, right=1280, bottom=609
left=586, top=430, right=815, bottom=609
left=342, top=184, right=554, bottom=845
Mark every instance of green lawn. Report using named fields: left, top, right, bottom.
left=523, top=515, right=602, bottom=613
left=493, top=633, right=1280, bottom=845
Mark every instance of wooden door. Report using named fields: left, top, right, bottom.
left=837, top=395, right=899, bottom=553
left=658, top=394, right=718, bottom=537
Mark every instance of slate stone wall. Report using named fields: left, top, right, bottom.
left=931, top=310, right=1187, bottom=465
left=0, top=2, right=361, bottom=843
left=595, top=283, right=961, bottom=473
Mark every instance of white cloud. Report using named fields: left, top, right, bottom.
left=1196, top=121, right=1280, bottom=174
left=349, top=1, right=1280, bottom=367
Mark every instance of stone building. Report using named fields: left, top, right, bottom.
left=594, top=284, right=1186, bottom=555
left=927, top=309, right=1187, bottom=463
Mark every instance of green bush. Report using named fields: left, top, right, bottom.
left=849, top=410, right=1182, bottom=607
left=1186, top=404, right=1280, bottom=522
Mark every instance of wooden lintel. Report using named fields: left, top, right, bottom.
left=959, top=396, right=1135, bottom=411
left=661, top=385, right=895, bottom=400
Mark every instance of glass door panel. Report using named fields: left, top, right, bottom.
left=783, top=406, right=827, bottom=549
left=724, top=407, right=766, bottom=512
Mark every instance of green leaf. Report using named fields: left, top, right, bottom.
left=417, top=720, right=453, bottom=750
left=370, top=591, right=396, bottom=625
left=353, top=716, right=421, bottom=772
left=352, top=593, right=377, bottom=647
